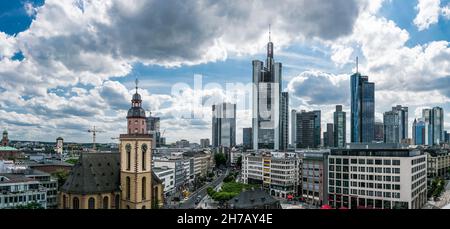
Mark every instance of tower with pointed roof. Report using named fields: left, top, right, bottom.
left=2, top=130, right=9, bottom=146
left=119, top=80, right=162, bottom=209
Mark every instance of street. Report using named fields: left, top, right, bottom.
left=175, top=169, right=229, bottom=209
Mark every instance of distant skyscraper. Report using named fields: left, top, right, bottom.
left=383, top=111, right=400, bottom=144
left=412, top=119, right=426, bottom=145
left=296, top=110, right=321, bottom=148
left=200, top=139, right=210, bottom=148
left=212, top=103, right=236, bottom=148
left=431, top=107, right=444, bottom=145
left=351, top=61, right=375, bottom=143
left=392, top=105, right=408, bottom=141
left=324, top=123, right=334, bottom=147
left=243, top=128, right=253, bottom=150
left=374, top=122, right=384, bottom=142
left=280, top=92, right=289, bottom=151
left=147, top=113, right=162, bottom=147
left=252, top=32, right=283, bottom=150
left=444, top=131, right=450, bottom=143
left=291, top=110, right=297, bottom=147
left=333, top=105, right=346, bottom=148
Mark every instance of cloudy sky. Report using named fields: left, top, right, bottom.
left=0, top=0, right=449, bottom=144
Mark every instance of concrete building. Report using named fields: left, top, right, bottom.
left=176, top=140, right=190, bottom=148
left=230, top=147, right=243, bottom=166
left=328, top=145, right=427, bottom=209
left=298, top=149, right=329, bottom=207
left=242, top=152, right=299, bottom=199
left=296, top=110, right=321, bottom=149
left=153, top=166, right=175, bottom=195
left=425, top=148, right=450, bottom=179
left=0, top=174, right=48, bottom=209
left=323, top=123, right=334, bottom=148
left=200, top=139, right=210, bottom=148
left=55, top=137, right=64, bottom=155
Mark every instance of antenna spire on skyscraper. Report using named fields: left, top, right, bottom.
left=269, top=24, right=271, bottom=42
left=356, top=56, right=359, bottom=73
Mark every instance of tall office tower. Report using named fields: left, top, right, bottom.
left=383, top=111, right=400, bottom=143
left=243, top=128, right=253, bottom=150
left=392, top=105, right=408, bottom=141
left=333, top=105, right=346, bottom=148
left=351, top=59, right=375, bottom=143
left=374, top=122, right=384, bottom=142
left=412, top=118, right=427, bottom=145
left=431, top=107, right=444, bottom=145
left=296, top=110, right=321, bottom=148
left=291, top=110, right=297, bottom=147
left=252, top=31, right=283, bottom=150
left=147, top=113, right=161, bottom=148
left=422, top=109, right=433, bottom=144
left=212, top=103, right=237, bottom=148
left=323, top=123, right=334, bottom=147
left=280, top=92, right=289, bottom=151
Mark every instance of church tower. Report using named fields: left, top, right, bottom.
left=120, top=80, right=154, bottom=209
left=2, top=130, right=9, bottom=146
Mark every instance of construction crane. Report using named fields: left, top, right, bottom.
left=87, top=126, right=105, bottom=151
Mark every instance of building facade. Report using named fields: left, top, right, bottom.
left=333, top=106, right=346, bottom=148
left=243, top=128, right=253, bottom=150
left=384, top=111, right=400, bottom=144
left=350, top=71, right=375, bottom=143
left=252, top=36, right=285, bottom=151
left=412, top=119, right=427, bottom=145
left=298, top=150, right=329, bottom=207
left=0, top=174, right=47, bottom=209
left=280, top=92, right=289, bottom=151
left=296, top=110, right=321, bottom=149
left=291, top=110, right=297, bottom=148
left=328, top=146, right=427, bottom=209
left=242, top=152, right=299, bottom=199
left=324, top=124, right=334, bottom=148
left=374, top=122, right=384, bottom=142
left=212, top=103, right=236, bottom=148
left=392, top=105, right=408, bottom=141
left=426, top=148, right=450, bottom=178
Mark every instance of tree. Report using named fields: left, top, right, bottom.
left=236, top=156, right=242, bottom=168
left=214, top=153, right=226, bottom=168
left=53, top=169, right=69, bottom=188
left=15, top=202, right=44, bottom=209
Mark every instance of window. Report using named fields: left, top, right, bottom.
left=384, top=160, right=391, bottom=165
left=393, top=160, right=400, bottom=166
left=88, top=197, right=95, bottom=209
left=126, top=176, right=131, bottom=200
left=142, top=177, right=147, bottom=200
left=73, top=197, right=80, bottom=209
left=63, top=195, right=67, bottom=209
left=103, top=196, right=109, bottom=209
left=126, top=144, right=132, bottom=171
left=142, top=144, right=148, bottom=171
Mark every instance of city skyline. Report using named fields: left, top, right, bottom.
left=0, top=0, right=450, bottom=144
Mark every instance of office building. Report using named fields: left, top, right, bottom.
left=153, top=166, right=176, bottom=195
left=147, top=113, right=163, bottom=147
left=328, top=145, right=427, bottom=209
left=425, top=148, right=450, bottom=179
left=412, top=119, right=427, bottom=145
left=350, top=64, right=375, bottom=143
left=212, top=103, right=236, bottom=148
left=243, top=128, right=253, bottom=150
left=291, top=110, right=297, bottom=147
left=384, top=111, right=400, bottom=144
left=252, top=33, right=285, bottom=151
left=242, top=152, right=299, bottom=199
left=374, top=122, right=384, bottom=142
left=324, top=124, right=334, bottom=148
left=296, top=110, right=321, bottom=149
left=298, top=149, right=329, bottom=207
left=422, top=107, right=444, bottom=145
left=392, top=106, right=408, bottom=141
left=200, top=139, right=210, bottom=148
left=0, top=174, right=48, bottom=209
left=333, top=106, right=346, bottom=148
left=280, top=92, right=289, bottom=151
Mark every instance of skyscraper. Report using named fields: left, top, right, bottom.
left=374, top=121, right=384, bottom=142
left=392, top=105, right=408, bottom=141
left=212, top=103, right=237, bottom=148
left=243, top=128, right=253, bottom=150
left=291, top=110, right=297, bottom=148
left=296, top=110, right=321, bottom=148
left=351, top=62, right=375, bottom=143
left=147, top=113, right=162, bottom=148
left=412, top=119, right=426, bottom=145
left=252, top=31, right=284, bottom=150
left=383, top=111, right=400, bottom=144
left=431, top=107, right=444, bottom=145
left=324, top=123, right=334, bottom=147
left=333, top=105, right=346, bottom=148
left=280, top=92, right=289, bottom=151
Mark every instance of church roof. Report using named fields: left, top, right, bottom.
left=61, top=152, right=121, bottom=195
left=127, top=107, right=146, bottom=118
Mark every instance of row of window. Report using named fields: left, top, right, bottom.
left=330, top=173, right=401, bottom=183
left=0, top=194, right=46, bottom=204
left=329, top=187, right=401, bottom=199
left=329, top=181, right=400, bottom=190
left=125, top=143, right=148, bottom=171
left=329, top=158, right=401, bottom=166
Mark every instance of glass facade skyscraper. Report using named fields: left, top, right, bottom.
left=421, top=107, right=444, bottom=145
left=392, top=105, right=408, bottom=141
left=296, top=110, right=321, bottom=148
left=212, top=103, right=236, bottom=148
left=280, top=92, right=289, bottom=151
left=243, top=127, right=253, bottom=150
left=333, top=105, right=346, bottom=148
left=351, top=72, right=375, bottom=143
left=383, top=111, right=400, bottom=144
left=412, top=119, right=426, bottom=145
left=252, top=36, right=284, bottom=150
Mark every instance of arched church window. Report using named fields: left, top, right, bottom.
left=103, top=196, right=109, bottom=209
left=73, top=197, right=80, bottom=209
left=142, top=177, right=146, bottom=200
left=126, top=144, right=131, bottom=171
left=126, top=176, right=131, bottom=200
left=142, top=144, right=148, bottom=171
left=88, top=197, right=95, bottom=209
